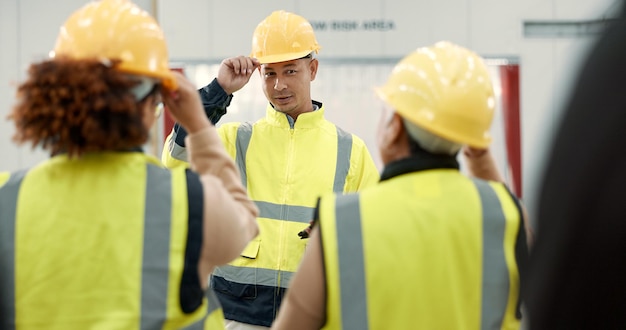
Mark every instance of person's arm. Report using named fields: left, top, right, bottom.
left=345, top=137, right=380, bottom=192
left=163, top=78, right=233, bottom=165
left=161, top=71, right=259, bottom=288
left=186, top=126, right=259, bottom=285
left=465, top=147, right=535, bottom=246
left=462, top=147, right=505, bottom=182
left=272, top=227, right=326, bottom=330
left=162, top=56, right=260, bottom=165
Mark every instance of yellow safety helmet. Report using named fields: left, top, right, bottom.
left=375, top=41, right=496, bottom=148
left=251, top=10, right=321, bottom=64
left=52, top=0, right=177, bottom=90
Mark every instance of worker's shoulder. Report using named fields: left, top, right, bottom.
left=332, top=124, right=369, bottom=147
left=216, top=121, right=250, bottom=133
left=0, top=168, right=30, bottom=189
left=0, top=171, right=12, bottom=187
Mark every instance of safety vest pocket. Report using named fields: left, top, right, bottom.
left=240, top=238, right=260, bottom=259
left=211, top=275, right=258, bottom=299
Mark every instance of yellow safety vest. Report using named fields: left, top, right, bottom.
left=320, top=169, right=524, bottom=330
left=163, top=104, right=379, bottom=325
left=0, top=152, right=224, bottom=330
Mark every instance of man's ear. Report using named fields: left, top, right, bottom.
left=388, top=114, right=408, bottom=145
left=378, top=113, right=411, bottom=164
left=309, top=58, right=319, bottom=81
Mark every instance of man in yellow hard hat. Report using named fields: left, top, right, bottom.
left=161, top=10, right=380, bottom=329
left=0, top=0, right=259, bottom=328
left=272, top=41, right=531, bottom=330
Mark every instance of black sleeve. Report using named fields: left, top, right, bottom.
left=179, top=169, right=205, bottom=313
left=173, top=78, right=233, bottom=148
left=313, top=197, right=328, bottom=323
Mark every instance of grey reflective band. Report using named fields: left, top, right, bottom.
left=206, top=289, right=221, bottom=316
left=213, top=265, right=295, bottom=289
left=0, top=170, right=28, bottom=330
left=235, top=122, right=253, bottom=188
left=472, top=179, right=509, bottom=330
left=256, top=201, right=315, bottom=223
left=170, top=136, right=189, bottom=162
left=335, top=194, right=369, bottom=329
left=181, top=306, right=210, bottom=330
left=140, top=164, right=173, bottom=330
left=181, top=317, right=205, bottom=330
left=177, top=287, right=223, bottom=330
left=333, top=127, right=353, bottom=192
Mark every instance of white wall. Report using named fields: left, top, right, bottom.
left=0, top=0, right=619, bottom=220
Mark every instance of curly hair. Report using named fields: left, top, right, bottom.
left=9, top=57, right=153, bottom=158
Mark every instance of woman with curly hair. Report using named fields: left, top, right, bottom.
left=0, top=0, right=258, bottom=329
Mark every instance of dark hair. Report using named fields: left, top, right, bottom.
left=9, top=56, right=153, bottom=158
left=299, top=52, right=314, bottom=60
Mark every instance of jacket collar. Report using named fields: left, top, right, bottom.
left=380, top=152, right=460, bottom=182
left=265, top=100, right=325, bottom=129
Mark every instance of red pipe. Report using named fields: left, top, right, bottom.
left=499, top=65, right=522, bottom=198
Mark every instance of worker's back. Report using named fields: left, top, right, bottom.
left=319, top=168, right=527, bottom=330
left=0, top=152, right=220, bottom=329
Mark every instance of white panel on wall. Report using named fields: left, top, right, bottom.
left=519, top=0, right=556, bottom=20
left=470, top=0, right=522, bottom=55
left=158, top=0, right=212, bottom=60
left=18, top=0, right=88, bottom=65
left=424, top=0, right=470, bottom=46
left=384, top=0, right=470, bottom=57
left=299, top=0, right=385, bottom=58
left=211, top=0, right=295, bottom=60
left=521, top=36, right=597, bottom=219
left=0, top=0, right=21, bottom=171
left=382, top=1, right=434, bottom=56
left=554, top=0, right=618, bottom=20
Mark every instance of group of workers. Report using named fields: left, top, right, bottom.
left=0, top=0, right=622, bottom=329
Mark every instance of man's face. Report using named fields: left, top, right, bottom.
left=259, top=57, right=318, bottom=118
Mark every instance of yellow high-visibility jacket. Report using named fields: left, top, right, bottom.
left=162, top=87, right=379, bottom=326
left=319, top=162, right=528, bottom=330
left=0, top=152, right=224, bottom=330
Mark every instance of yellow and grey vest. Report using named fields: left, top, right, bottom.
left=0, top=152, right=224, bottom=329
left=165, top=104, right=379, bottom=325
left=320, top=169, right=525, bottom=330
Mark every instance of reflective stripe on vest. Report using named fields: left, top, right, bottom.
left=213, top=265, right=295, bottom=289
left=0, top=165, right=181, bottom=329
left=181, top=289, right=224, bottom=330
left=234, top=123, right=353, bottom=193
left=333, top=180, right=510, bottom=329
left=235, top=122, right=253, bottom=188
left=141, top=164, right=173, bottom=329
left=0, top=170, right=28, bottom=330
left=206, top=289, right=221, bottom=317
left=170, top=132, right=188, bottom=161
left=472, top=178, right=510, bottom=329
left=335, top=194, right=369, bottom=330
left=333, top=127, right=353, bottom=192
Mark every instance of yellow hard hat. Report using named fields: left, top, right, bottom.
left=375, top=41, right=496, bottom=148
left=251, top=10, right=321, bottom=64
left=52, top=0, right=177, bottom=90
